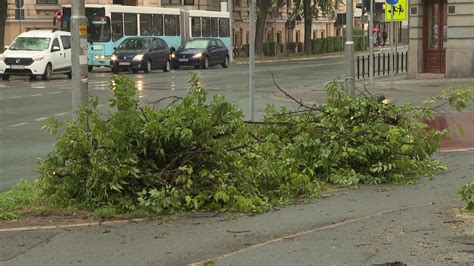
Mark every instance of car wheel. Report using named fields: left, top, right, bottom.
left=144, top=60, right=152, bottom=73
left=222, top=56, right=229, bottom=68
left=88, top=65, right=93, bottom=72
left=29, top=75, right=37, bottom=81
left=1, top=74, right=10, bottom=81
left=132, top=69, right=139, bottom=73
left=202, top=56, right=209, bottom=69
left=163, top=60, right=171, bottom=72
left=42, top=64, right=52, bottom=81
left=111, top=66, right=119, bottom=74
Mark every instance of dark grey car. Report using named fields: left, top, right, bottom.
left=110, top=37, right=171, bottom=74
left=171, top=38, right=229, bottom=69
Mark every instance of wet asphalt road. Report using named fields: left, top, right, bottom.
left=0, top=57, right=345, bottom=191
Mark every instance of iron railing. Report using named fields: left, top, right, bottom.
left=355, top=51, right=408, bottom=79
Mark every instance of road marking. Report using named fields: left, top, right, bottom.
left=31, top=94, right=43, bottom=97
left=0, top=218, right=147, bottom=233
left=55, top=112, right=69, bottom=116
left=34, top=117, right=48, bottom=122
left=48, top=91, right=62, bottom=95
left=8, top=122, right=28, bottom=128
left=9, top=96, right=23, bottom=99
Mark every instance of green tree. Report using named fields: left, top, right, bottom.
left=291, top=0, right=337, bottom=55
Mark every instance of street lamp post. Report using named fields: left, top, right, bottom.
left=71, top=0, right=89, bottom=120
left=344, top=0, right=355, bottom=95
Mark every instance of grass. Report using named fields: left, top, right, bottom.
left=0, top=179, right=45, bottom=220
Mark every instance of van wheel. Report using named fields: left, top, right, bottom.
left=222, top=56, right=229, bottom=68
left=30, top=75, right=37, bottom=81
left=88, top=65, right=93, bottom=72
left=1, top=74, right=10, bottom=81
left=42, top=64, right=52, bottom=81
left=163, top=60, right=170, bottom=72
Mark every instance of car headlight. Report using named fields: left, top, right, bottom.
left=0, top=54, right=4, bottom=61
left=171, top=53, right=176, bottom=59
left=110, top=54, right=117, bottom=61
left=33, top=54, right=44, bottom=61
left=133, top=54, right=144, bottom=61
left=193, top=53, right=202, bottom=58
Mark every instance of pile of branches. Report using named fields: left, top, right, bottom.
left=37, top=74, right=473, bottom=214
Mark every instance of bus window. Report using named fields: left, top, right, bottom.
left=202, top=17, right=210, bottom=37
left=219, top=18, right=229, bottom=37
left=152, top=14, right=164, bottom=36
left=210, top=18, right=218, bottom=37
left=191, top=17, right=201, bottom=37
left=124, top=13, right=138, bottom=36
left=140, top=14, right=152, bottom=36
left=89, top=16, right=111, bottom=42
left=164, top=15, right=179, bottom=36
left=111, top=13, right=124, bottom=41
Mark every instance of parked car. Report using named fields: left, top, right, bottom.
left=171, top=38, right=229, bottom=69
left=0, top=30, right=72, bottom=81
left=110, top=37, right=171, bottom=74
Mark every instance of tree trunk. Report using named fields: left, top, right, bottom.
left=303, top=0, right=312, bottom=55
left=0, top=0, right=7, bottom=52
left=255, top=0, right=272, bottom=56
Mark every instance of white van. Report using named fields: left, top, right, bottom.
left=0, top=30, right=72, bottom=81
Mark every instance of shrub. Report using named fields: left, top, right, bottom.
left=459, top=182, right=474, bottom=212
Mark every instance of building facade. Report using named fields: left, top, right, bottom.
left=408, top=0, right=474, bottom=78
left=3, top=0, right=338, bottom=54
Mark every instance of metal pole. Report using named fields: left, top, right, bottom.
left=227, top=0, right=233, bottom=62
left=369, top=0, right=374, bottom=85
left=71, top=0, right=89, bottom=120
left=344, top=0, right=355, bottom=95
left=390, top=5, right=394, bottom=89
left=249, top=0, right=256, bottom=121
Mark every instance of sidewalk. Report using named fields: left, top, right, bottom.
left=232, top=45, right=409, bottom=65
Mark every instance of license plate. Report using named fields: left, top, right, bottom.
left=178, top=58, right=188, bottom=62
left=119, top=62, right=130, bottom=66
left=10, top=65, right=25, bottom=69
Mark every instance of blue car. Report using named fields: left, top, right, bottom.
left=171, top=38, right=229, bottom=69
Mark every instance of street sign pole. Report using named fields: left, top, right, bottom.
left=71, top=0, right=89, bottom=121
left=249, top=0, right=256, bottom=121
left=390, top=5, right=394, bottom=89
left=369, top=0, right=374, bottom=85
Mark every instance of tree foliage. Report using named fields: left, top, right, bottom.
left=37, top=75, right=473, bottom=215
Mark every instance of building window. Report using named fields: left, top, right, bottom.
left=37, top=0, right=58, bottom=4
left=161, top=0, right=181, bottom=4
left=233, top=0, right=241, bottom=7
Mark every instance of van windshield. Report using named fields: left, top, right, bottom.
left=9, top=37, right=51, bottom=51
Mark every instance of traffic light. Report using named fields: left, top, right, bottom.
left=356, top=0, right=375, bottom=12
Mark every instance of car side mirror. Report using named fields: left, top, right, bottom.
left=209, top=45, right=216, bottom=49
left=113, top=47, right=117, bottom=50
left=52, top=46, right=61, bottom=52
left=4, top=45, right=9, bottom=50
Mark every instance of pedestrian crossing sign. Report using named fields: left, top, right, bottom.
left=385, top=0, right=407, bottom=21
